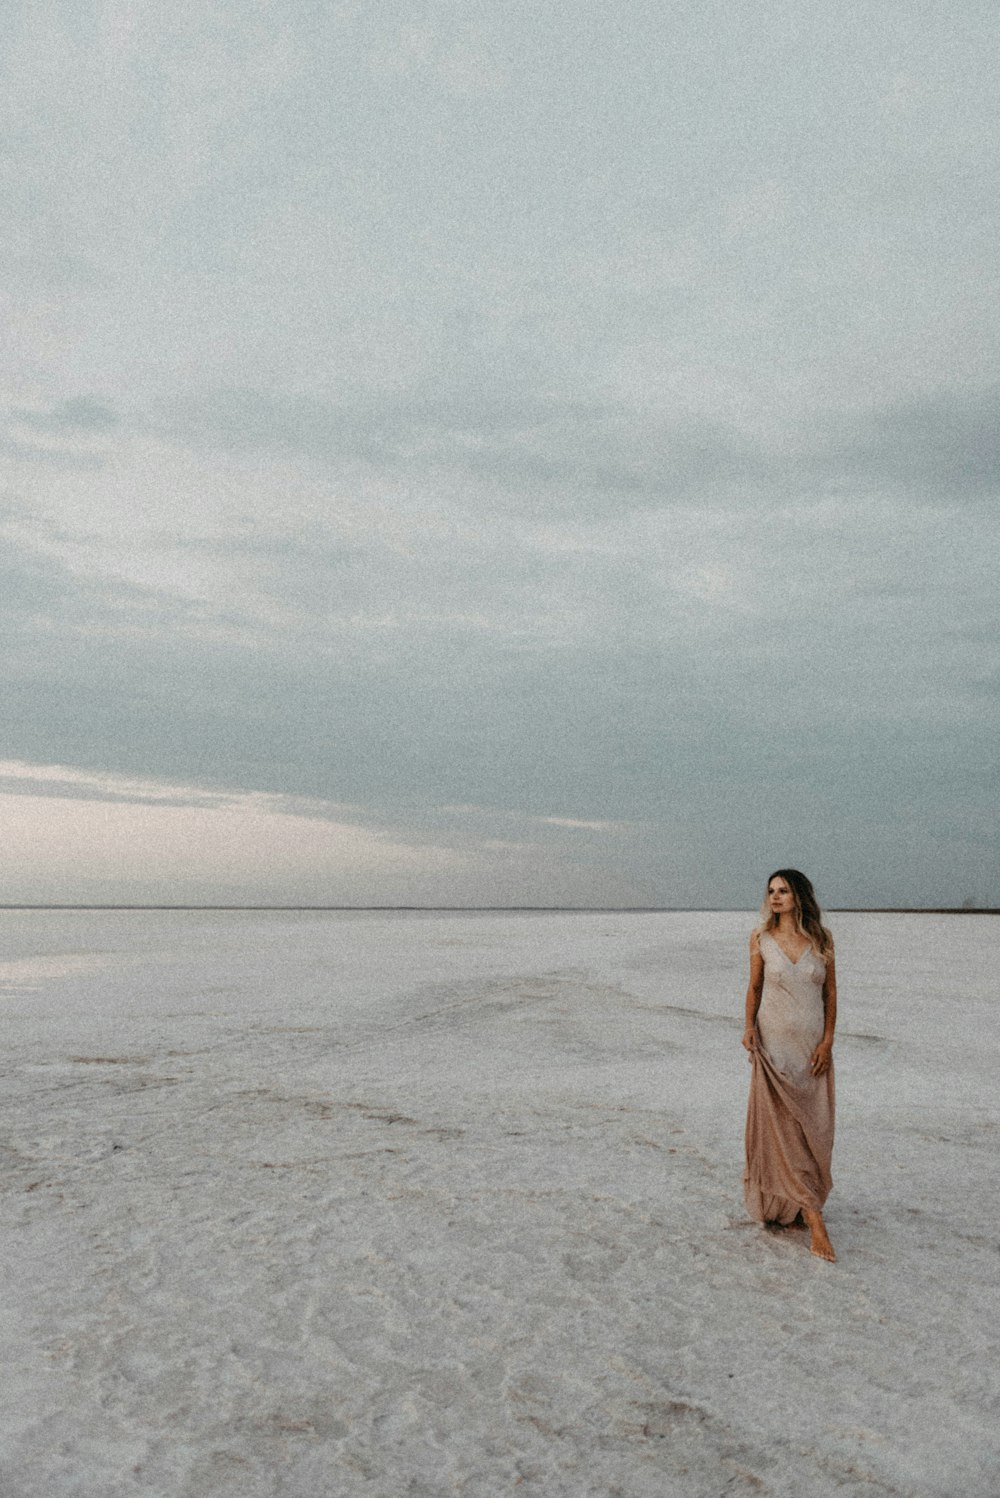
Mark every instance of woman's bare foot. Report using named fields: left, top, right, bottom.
left=802, top=1208, right=836, bottom=1261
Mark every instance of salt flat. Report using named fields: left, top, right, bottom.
left=1, top=909, right=997, bottom=1498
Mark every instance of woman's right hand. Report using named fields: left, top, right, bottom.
left=742, top=1027, right=758, bottom=1055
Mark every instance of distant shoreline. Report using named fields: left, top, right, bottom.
left=1, top=905, right=997, bottom=915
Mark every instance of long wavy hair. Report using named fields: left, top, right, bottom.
left=757, top=868, right=834, bottom=959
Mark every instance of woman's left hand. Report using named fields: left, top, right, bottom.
left=810, top=1039, right=833, bottom=1077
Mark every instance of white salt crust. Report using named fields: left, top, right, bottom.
left=1, top=909, right=997, bottom=1497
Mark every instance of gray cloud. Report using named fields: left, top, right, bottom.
left=163, top=377, right=1000, bottom=515
left=3, top=397, right=120, bottom=470
left=164, top=387, right=780, bottom=505
left=832, top=386, right=1000, bottom=499
left=15, top=398, right=119, bottom=432
left=3, top=472, right=996, bottom=907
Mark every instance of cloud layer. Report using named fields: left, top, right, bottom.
left=2, top=1, right=998, bottom=906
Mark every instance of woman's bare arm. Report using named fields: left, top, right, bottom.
left=810, top=952, right=837, bottom=1075
left=742, top=932, right=764, bottom=1052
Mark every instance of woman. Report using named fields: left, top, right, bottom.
left=742, top=869, right=837, bottom=1261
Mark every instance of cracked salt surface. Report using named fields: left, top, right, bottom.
left=1, top=909, right=998, bottom=1496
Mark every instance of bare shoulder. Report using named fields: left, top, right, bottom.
left=749, top=929, right=762, bottom=954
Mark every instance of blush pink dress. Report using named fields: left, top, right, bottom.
left=744, top=931, right=835, bottom=1225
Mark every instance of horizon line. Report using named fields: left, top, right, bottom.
left=0, top=904, right=997, bottom=915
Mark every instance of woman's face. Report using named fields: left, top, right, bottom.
left=767, top=878, right=796, bottom=916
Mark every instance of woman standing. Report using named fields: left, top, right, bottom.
left=742, top=869, right=838, bottom=1261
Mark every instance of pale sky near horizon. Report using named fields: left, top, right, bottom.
left=2, top=1, right=998, bottom=908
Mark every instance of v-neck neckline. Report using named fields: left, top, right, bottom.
left=766, top=932, right=810, bottom=966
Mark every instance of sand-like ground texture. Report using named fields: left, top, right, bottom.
left=1, top=909, right=998, bottom=1497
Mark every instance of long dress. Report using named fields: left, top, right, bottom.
left=744, top=931, right=835, bottom=1225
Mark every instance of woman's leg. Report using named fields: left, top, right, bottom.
left=801, top=1207, right=836, bottom=1261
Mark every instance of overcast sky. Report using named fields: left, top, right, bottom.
left=2, top=0, right=998, bottom=908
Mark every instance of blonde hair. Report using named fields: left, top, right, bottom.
left=757, top=868, right=834, bottom=960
